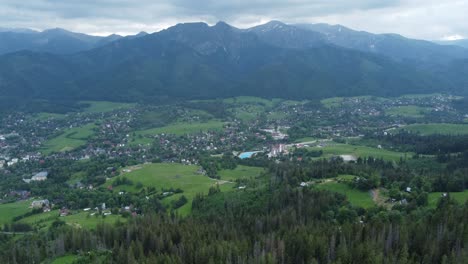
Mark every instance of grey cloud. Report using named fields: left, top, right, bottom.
left=0, top=0, right=466, bottom=40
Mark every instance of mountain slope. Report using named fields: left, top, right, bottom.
left=0, top=22, right=453, bottom=103
left=246, top=21, right=326, bottom=49
left=295, top=23, right=468, bottom=64
left=436, top=39, right=468, bottom=49
left=0, top=28, right=145, bottom=55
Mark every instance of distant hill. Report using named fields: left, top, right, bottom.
left=245, top=21, right=326, bottom=49
left=0, top=21, right=466, bottom=107
left=295, top=23, right=468, bottom=64
left=0, top=28, right=149, bottom=55
left=436, top=39, right=468, bottom=49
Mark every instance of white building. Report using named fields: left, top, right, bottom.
left=31, top=171, right=48, bottom=181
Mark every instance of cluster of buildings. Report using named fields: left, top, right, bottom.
left=23, top=171, right=48, bottom=183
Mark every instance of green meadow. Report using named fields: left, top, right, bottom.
left=316, top=181, right=374, bottom=208
left=428, top=191, right=468, bottom=208
left=293, top=137, right=318, bottom=143
left=51, top=255, right=80, bottom=264
left=306, top=143, right=411, bottom=162
left=106, top=163, right=237, bottom=215
left=63, top=212, right=124, bottom=229
left=321, top=96, right=387, bottom=108
left=401, top=123, right=468, bottom=135
left=135, top=120, right=224, bottom=136
left=218, top=165, right=264, bottom=181
left=18, top=210, right=59, bottom=230
left=223, top=96, right=281, bottom=108
left=34, top=112, right=67, bottom=120
left=81, top=101, right=135, bottom=113
left=321, top=97, right=344, bottom=108
left=41, top=123, right=97, bottom=154
left=0, top=200, right=32, bottom=226
left=385, top=105, right=431, bottom=118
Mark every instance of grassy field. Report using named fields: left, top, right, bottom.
left=135, top=120, right=224, bottom=136
left=41, top=123, right=97, bottom=154
left=218, top=165, right=264, bottom=181
left=306, top=143, right=411, bottom=162
left=321, top=96, right=387, bottom=108
left=0, top=200, right=32, bottom=226
left=223, top=96, right=281, bottom=108
left=231, top=105, right=267, bottom=121
left=321, top=97, right=345, bottom=108
left=33, top=112, right=67, bottom=120
left=18, top=210, right=59, bottom=230
left=18, top=209, right=125, bottom=230
left=293, top=137, right=318, bottom=143
left=81, top=101, right=135, bottom=113
left=385, top=106, right=431, bottom=118
left=63, top=212, right=124, bottom=229
left=51, top=255, right=80, bottom=264
left=316, top=181, right=374, bottom=208
left=401, top=123, right=468, bottom=135
left=106, top=163, right=236, bottom=215
left=428, top=191, right=468, bottom=208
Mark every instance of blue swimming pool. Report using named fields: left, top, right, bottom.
left=238, top=151, right=259, bottom=159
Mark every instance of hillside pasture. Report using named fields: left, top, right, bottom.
left=401, top=123, right=468, bottom=135
left=385, top=105, right=431, bottom=118
left=0, top=200, right=32, bottom=226
left=41, top=123, right=96, bottom=154
left=218, top=165, right=264, bottom=181
left=306, top=143, right=411, bottom=162
left=316, top=181, right=374, bottom=208
left=80, top=101, right=135, bottom=113
left=428, top=191, right=468, bottom=208
left=135, top=120, right=224, bottom=136
left=106, top=163, right=236, bottom=215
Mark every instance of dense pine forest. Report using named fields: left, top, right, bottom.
left=1, top=155, right=467, bottom=264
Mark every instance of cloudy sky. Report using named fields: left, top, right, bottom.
left=0, top=0, right=466, bottom=40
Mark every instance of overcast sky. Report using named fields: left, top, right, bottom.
left=0, top=0, right=466, bottom=40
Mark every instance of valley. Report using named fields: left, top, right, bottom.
left=1, top=94, right=467, bottom=230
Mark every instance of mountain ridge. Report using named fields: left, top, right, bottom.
left=0, top=21, right=466, bottom=108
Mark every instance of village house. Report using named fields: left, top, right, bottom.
left=31, top=199, right=50, bottom=209
left=31, top=171, right=48, bottom=181
left=23, top=171, right=48, bottom=183
left=59, top=207, right=70, bottom=217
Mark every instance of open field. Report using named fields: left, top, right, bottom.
left=223, top=96, right=281, bottom=108
left=63, top=212, right=124, bottom=229
left=385, top=106, right=431, bottom=118
left=18, top=210, right=59, bottom=230
left=0, top=200, right=32, bottom=226
left=428, top=191, right=468, bottom=208
left=321, top=96, right=387, bottom=108
left=135, top=120, right=224, bottom=136
left=33, top=112, right=67, bottom=120
left=320, top=97, right=344, bottom=108
left=41, top=123, right=97, bottom=154
left=107, top=163, right=236, bottom=215
left=231, top=105, right=267, bottom=121
left=218, top=165, right=264, bottom=181
left=316, top=181, right=374, bottom=208
left=19, top=209, right=125, bottom=230
left=401, top=123, right=468, bottom=135
left=306, top=143, right=412, bottom=162
left=294, top=137, right=318, bottom=143
left=81, top=101, right=135, bottom=113
left=51, top=255, right=80, bottom=264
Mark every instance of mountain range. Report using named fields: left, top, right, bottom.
left=0, top=21, right=467, bottom=108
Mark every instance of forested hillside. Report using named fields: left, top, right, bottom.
left=0, top=21, right=466, bottom=107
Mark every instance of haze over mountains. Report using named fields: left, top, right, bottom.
left=0, top=21, right=467, bottom=106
